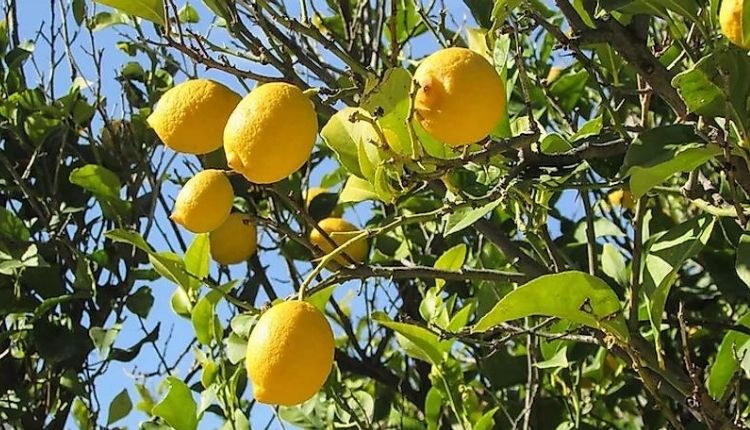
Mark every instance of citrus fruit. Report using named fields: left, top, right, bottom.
left=224, top=83, right=318, bottom=184
left=309, top=217, right=368, bottom=267
left=210, top=213, right=257, bottom=265
left=147, top=79, right=241, bottom=154
left=608, top=189, right=636, bottom=212
left=245, top=300, right=334, bottom=405
left=171, top=170, right=234, bottom=233
left=413, top=47, right=506, bottom=146
left=720, top=0, right=750, bottom=49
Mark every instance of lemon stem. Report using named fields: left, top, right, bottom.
left=298, top=230, right=370, bottom=300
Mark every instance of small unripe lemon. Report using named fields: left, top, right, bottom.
left=210, top=213, right=257, bottom=265
left=720, top=0, right=750, bottom=49
left=147, top=80, right=241, bottom=154
left=309, top=218, right=368, bottom=267
left=224, top=83, right=318, bottom=184
left=171, top=170, right=234, bottom=233
left=414, top=47, right=506, bottom=146
left=608, top=189, right=636, bottom=212
left=246, top=300, right=334, bottom=405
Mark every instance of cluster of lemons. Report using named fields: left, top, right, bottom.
left=147, top=47, right=507, bottom=406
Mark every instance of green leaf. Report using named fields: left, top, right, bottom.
left=383, top=0, right=426, bottom=43
left=447, top=301, right=476, bottom=332
left=135, top=384, right=156, bottom=414
left=644, top=216, right=716, bottom=345
left=372, top=312, right=444, bottom=364
left=69, top=164, right=121, bottom=199
left=534, top=346, right=569, bottom=369
left=94, top=0, right=165, bottom=25
left=540, top=133, right=573, bottom=154
left=152, top=377, right=198, bottom=430
left=72, top=0, right=87, bottom=24
left=602, top=243, right=628, bottom=286
left=444, top=199, right=502, bottom=236
left=361, top=68, right=411, bottom=116
left=707, top=313, right=750, bottom=400
left=570, top=116, right=603, bottom=142
left=225, top=333, right=247, bottom=365
left=736, top=233, right=750, bottom=289
left=321, top=107, right=367, bottom=178
left=105, top=228, right=151, bottom=252
left=0, top=206, right=30, bottom=250
left=491, top=0, right=523, bottom=29
left=549, top=70, right=589, bottom=111
left=72, top=397, right=92, bottom=430
left=474, top=271, right=628, bottom=340
left=306, top=284, right=336, bottom=312
left=474, top=407, right=499, bottom=430
left=126, top=286, right=154, bottom=318
left=89, top=325, right=121, bottom=360
left=184, top=233, right=209, bottom=292
left=573, top=218, right=625, bottom=243
left=107, top=389, right=132, bottom=425
left=623, top=125, right=721, bottom=198
left=433, top=244, right=467, bottom=289
left=339, top=175, right=378, bottom=203
left=178, top=4, right=200, bottom=23
left=151, top=251, right=191, bottom=290
left=171, top=286, right=192, bottom=318
left=191, top=294, right=221, bottom=345
left=672, top=57, right=724, bottom=117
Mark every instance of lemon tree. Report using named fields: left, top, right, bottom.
left=3, top=1, right=750, bottom=429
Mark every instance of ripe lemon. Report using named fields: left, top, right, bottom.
left=720, top=0, right=750, bottom=49
left=224, top=83, right=318, bottom=184
left=171, top=170, right=234, bottom=233
left=210, top=213, right=257, bottom=265
left=414, top=47, right=506, bottom=146
left=608, top=189, right=636, bottom=212
left=309, top=217, right=368, bottom=267
left=147, top=80, right=241, bottom=154
left=246, top=300, right=334, bottom=405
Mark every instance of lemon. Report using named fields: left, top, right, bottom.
left=720, top=0, right=750, bottom=49
left=608, top=189, right=636, bottom=212
left=246, top=300, right=334, bottom=405
left=414, top=47, right=506, bottom=146
left=309, top=217, right=368, bottom=267
left=147, top=80, right=241, bottom=154
left=224, top=83, right=318, bottom=184
left=171, top=170, right=234, bottom=233
left=210, top=213, right=257, bottom=265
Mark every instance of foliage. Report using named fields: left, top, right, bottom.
left=1, top=0, right=750, bottom=429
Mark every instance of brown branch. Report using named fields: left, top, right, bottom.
left=553, top=0, right=687, bottom=118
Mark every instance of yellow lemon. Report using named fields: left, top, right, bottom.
left=210, top=213, right=257, bottom=265
left=171, top=170, right=234, bottom=233
left=147, top=80, right=241, bottom=154
left=246, top=300, right=334, bottom=405
left=608, top=189, right=636, bottom=212
left=414, top=47, right=506, bottom=146
left=720, top=0, right=750, bottom=49
left=224, top=83, right=318, bottom=184
left=309, top=218, right=368, bottom=267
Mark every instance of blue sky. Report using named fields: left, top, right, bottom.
left=15, top=1, right=584, bottom=429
